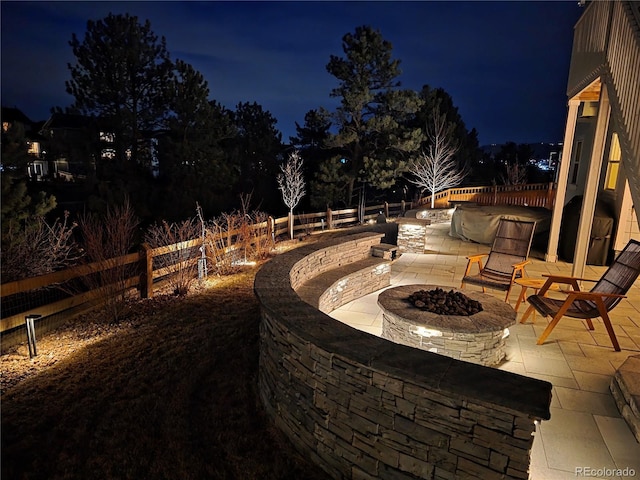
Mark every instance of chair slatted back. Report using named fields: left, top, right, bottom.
left=484, top=219, right=536, bottom=276
left=591, top=239, right=640, bottom=310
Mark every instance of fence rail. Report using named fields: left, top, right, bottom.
left=418, top=183, right=556, bottom=210
left=0, top=188, right=554, bottom=337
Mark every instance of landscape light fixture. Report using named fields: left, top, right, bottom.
left=25, top=314, right=42, bottom=358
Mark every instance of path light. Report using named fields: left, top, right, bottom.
left=25, top=314, right=41, bottom=358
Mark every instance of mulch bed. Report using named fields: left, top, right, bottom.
left=1, top=269, right=330, bottom=480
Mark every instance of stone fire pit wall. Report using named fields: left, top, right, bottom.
left=254, top=232, right=552, bottom=480
left=397, top=218, right=432, bottom=253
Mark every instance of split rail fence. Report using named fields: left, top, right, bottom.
left=0, top=201, right=408, bottom=341
left=0, top=184, right=556, bottom=345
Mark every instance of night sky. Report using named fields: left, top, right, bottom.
left=1, top=1, right=583, bottom=146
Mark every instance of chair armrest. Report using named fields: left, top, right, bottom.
left=512, top=260, right=531, bottom=269
left=537, top=274, right=582, bottom=296
left=463, top=253, right=487, bottom=278
left=558, top=290, right=627, bottom=300
left=542, top=274, right=597, bottom=283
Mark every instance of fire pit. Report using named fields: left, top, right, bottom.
left=377, top=284, right=516, bottom=366
left=407, top=287, right=483, bottom=315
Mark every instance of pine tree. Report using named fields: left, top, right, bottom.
left=230, top=102, right=283, bottom=212
left=157, top=60, right=237, bottom=218
left=321, top=26, right=423, bottom=205
left=66, top=13, right=174, bottom=167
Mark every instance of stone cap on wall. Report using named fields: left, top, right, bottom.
left=254, top=230, right=552, bottom=421
left=396, top=217, right=432, bottom=226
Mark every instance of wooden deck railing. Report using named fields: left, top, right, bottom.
left=417, top=183, right=556, bottom=210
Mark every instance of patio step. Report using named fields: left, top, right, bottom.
left=610, top=354, right=640, bottom=443
left=371, top=243, right=400, bottom=261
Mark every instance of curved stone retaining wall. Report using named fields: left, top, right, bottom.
left=254, top=231, right=552, bottom=480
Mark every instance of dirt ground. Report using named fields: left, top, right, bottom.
left=1, top=268, right=330, bottom=480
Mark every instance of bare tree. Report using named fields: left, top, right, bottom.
left=78, top=199, right=139, bottom=321
left=277, top=150, right=306, bottom=239
left=407, top=111, right=468, bottom=208
left=500, top=162, right=528, bottom=186
left=144, top=217, right=200, bottom=296
left=1, top=212, right=82, bottom=283
left=203, top=193, right=273, bottom=275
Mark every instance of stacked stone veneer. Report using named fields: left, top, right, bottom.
left=610, top=354, right=640, bottom=443
left=407, top=208, right=454, bottom=224
left=254, top=231, right=552, bottom=480
left=379, top=285, right=517, bottom=367
left=397, top=218, right=432, bottom=254
left=293, top=233, right=391, bottom=314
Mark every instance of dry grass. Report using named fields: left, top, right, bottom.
left=1, top=267, right=330, bottom=480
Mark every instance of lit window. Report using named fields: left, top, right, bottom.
left=99, top=131, right=115, bottom=143
left=27, top=141, right=40, bottom=156
left=570, top=141, right=583, bottom=184
left=605, top=133, right=621, bottom=190
left=101, top=149, right=116, bottom=160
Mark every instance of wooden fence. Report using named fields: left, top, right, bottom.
left=0, top=186, right=554, bottom=340
left=418, top=182, right=556, bottom=210
left=0, top=201, right=408, bottom=337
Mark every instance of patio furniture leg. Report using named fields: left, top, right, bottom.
left=514, top=286, right=527, bottom=312
left=595, top=301, right=621, bottom=351
left=536, top=295, right=576, bottom=345
left=520, top=303, right=541, bottom=323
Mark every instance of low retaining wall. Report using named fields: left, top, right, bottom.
left=254, top=231, right=552, bottom=480
left=397, top=218, right=432, bottom=254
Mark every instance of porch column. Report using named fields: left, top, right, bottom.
left=546, top=99, right=581, bottom=262
left=572, top=83, right=611, bottom=278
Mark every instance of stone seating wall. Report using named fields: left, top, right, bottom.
left=289, top=233, right=388, bottom=291
left=254, top=230, right=553, bottom=480
left=610, top=354, right=640, bottom=443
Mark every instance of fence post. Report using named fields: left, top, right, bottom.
left=326, top=208, right=333, bottom=230
left=493, top=184, right=498, bottom=206
left=139, top=243, right=153, bottom=299
left=268, top=216, right=275, bottom=242
left=384, top=202, right=389, bottom=217
left=401, top=200, right=406, bottom=214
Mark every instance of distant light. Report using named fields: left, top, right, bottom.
left=340, top=158, right=347, bottom=164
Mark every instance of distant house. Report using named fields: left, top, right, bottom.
left=38, top=112, right=103, bottom=181
left=546, top=0, right=640, bottom=275
left=1, top=106, right=49, bottom=180
left=37, top=112, right=163, bottom=181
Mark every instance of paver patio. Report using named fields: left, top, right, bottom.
left=330, top=222, right=640, bottom=479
